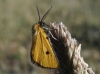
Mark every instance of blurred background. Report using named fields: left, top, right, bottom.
left=0, top=0, right=100, bottom=74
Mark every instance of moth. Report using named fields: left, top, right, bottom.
left=30, top=6, right=58, bottom=68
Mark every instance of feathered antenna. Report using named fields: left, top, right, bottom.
left=36, top=5, right=52, bottom=22
left=36, top=5, right=41, bottom=22
left=41, top=6, right=52, bottom=22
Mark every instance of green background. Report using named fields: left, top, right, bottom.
left=0, top=0, right=100, bottom=74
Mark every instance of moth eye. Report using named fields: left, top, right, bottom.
left=39, top=22, right=44, bottom=26
left=46, top=51, right=50, bottom=55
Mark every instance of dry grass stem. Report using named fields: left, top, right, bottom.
left=50, top=22, right=95, bottom=74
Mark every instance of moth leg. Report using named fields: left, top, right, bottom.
left=49, top=31, right=57, bottom=40
left=45, top=28, right=58, bottom=40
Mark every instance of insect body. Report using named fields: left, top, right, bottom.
left=30, top=6, right=58, bottom=68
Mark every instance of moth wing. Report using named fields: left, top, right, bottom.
left=31, top=25, right=58, bottom=68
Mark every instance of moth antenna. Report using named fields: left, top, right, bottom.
left=36, top=5, right=41, bottom=22
left=41, top=6, right=52, bottom=22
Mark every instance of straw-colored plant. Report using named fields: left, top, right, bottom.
left=49, top=22, right=95, bottom=74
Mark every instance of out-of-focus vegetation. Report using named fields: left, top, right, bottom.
left=0, top=0, right=100, bottom=74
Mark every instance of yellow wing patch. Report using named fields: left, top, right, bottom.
left=31, top=24, right=58, bottom=68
